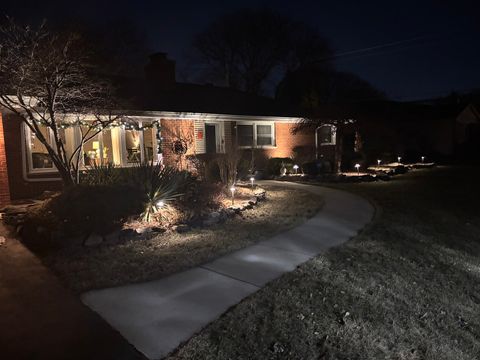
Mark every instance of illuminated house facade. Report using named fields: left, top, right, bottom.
left=0, top=53, right=319, bottom=205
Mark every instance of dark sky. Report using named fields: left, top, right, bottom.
left=2, top=0, right=479, bottom=101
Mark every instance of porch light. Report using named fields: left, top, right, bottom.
left=355, top=163, right=360, bottom=175
left=293, top=164, right=299, bottom=174
left=230, top=185, right=236, bottom=205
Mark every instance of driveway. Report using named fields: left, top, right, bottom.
left=0, top=224, right=144, bottom=360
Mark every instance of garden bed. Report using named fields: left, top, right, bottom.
left=38, top=185, right=323, bottom=293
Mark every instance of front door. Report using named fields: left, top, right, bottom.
left=205, top=124, right=217, bottom=154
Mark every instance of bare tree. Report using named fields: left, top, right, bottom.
left=0, top=17, right=121, bottom=186
left=193, top=9, right=331, bottom=94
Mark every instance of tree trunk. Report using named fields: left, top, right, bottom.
left=334, top=128, right=343, bottom=173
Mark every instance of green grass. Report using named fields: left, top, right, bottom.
left=169, top=166, right=480, bottom=360
left=42, top=186, right=323, bottom=293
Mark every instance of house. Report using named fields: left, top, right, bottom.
left=0, top=53, right=315, bottom=206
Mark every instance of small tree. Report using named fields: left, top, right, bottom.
left=0, top=18, right=121, bottom=186
left=294, top=116, right=355, bottom=173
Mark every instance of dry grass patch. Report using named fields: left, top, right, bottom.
left=41, top=186, right=323, bottom=293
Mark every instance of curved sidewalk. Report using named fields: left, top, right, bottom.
left=82, top=182, right=374, bottom=360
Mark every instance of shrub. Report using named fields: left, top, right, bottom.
left=302, top=161, right=320, bottom=175
left=80, top=162, right=126, bottom=186
left=47, top=184, right=144, bottom=238
left=127, top=162, right=192, bottom=222
left=267, top=157, right=294, bottom=176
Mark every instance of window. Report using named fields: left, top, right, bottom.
left=237, top=125, right=254, bottom=146
left=124, top=129, right=142, bottom=163
left=29, top=126, right=54, bottom=170
left=24, top=119, right=160, bottom=174
left=318, top=125, right=336, bottom=145
left=237, top=122, right=275, bottom=147
left=256, top=125, right=273, bottom=146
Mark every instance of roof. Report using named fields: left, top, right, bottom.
left=117, top=78, right=300, bottom=118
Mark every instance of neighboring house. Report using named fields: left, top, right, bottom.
left=0, top=53, right=314, bottom=206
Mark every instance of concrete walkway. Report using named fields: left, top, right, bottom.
left=82, top=182, right=374, bottom=360
left=0, top=224, right=144, bottom=360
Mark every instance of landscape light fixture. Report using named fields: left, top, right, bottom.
left=156, top=200, right=165, bottom=208
left=355, top=163, right=360, bottom=175
left=421, top=156, right=425, bottom=163
left=398, top=156, right=402, bottom=163
left=293, top=164, right=299, bottom=174
left=230, top=185, right=236, bottom=205
left=377, top=159, right=381, bottom=165
left=250, top=176, right=255, bottom=189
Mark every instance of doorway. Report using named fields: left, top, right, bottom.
left=205, top=124, right=217, bottom=154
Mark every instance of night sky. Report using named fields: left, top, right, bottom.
left=3, top=0, right=479, bottom=101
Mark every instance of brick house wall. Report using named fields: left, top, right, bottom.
left=0, top=113, right=11, bottom=206
left=160, top=119, right=195, bottom=169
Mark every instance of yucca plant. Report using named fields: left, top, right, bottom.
left=129, top=162, right=189, bottom=222
left=80, top=162, right=124, bottom=186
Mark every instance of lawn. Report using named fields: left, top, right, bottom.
left=169, top=166, right=480, bottom=360
left=42, top=186, right=323, bottom=293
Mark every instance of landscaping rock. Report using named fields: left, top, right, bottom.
left=135, top=227, right=153, bottom=235
left=84, top=233, right=103, bottom=247
left=225, top=208, right=236, bottom=218
left=248, top=197, right=258, bottom=205
left=203, top=211, right=222, bottom=226
left=0, top=236, right=6, bottom=246
left=175, top=224, right=191, bottom=233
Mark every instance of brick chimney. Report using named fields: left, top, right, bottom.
left=144, top=52, right=176, bottom=89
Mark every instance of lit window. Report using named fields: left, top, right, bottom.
left=256, top=125, right=273, bottom=146
left=318, top=125, right=336, bottom=145
left=29, top=126, right=54, bottom=169
left=237, top=125, right=254, bottom=146
left=80, top=126, right=101, bottom=167
left=142, top=127, right=155, bottom=163
left=125, top=129, right=142, bottom=163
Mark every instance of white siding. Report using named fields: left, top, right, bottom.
left=194, top=119, right=206, bottom=154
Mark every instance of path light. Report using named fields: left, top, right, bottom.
left=377, top=159, right=381, bottom=165
left=156, top=200, right=165, bottom=208
left=230, top=185, right=236, bottom=205
left=421, top=156, right=425, bottom=163
left=293, top=164, right=299, bottom=174
left=250, top=176, right=255, bottom=189
left=398, top=156, right=402, bottom=163
left=355, top=163, right=360, bottom=175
